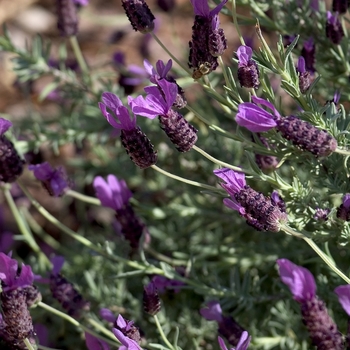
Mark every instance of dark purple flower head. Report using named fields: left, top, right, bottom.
left=336, top=193, right=350, bottom=221
left=144, top=59, right=172, bottom=84
left=129, top=79, right=177, bottom=118
left=85, top=332, right=110, bottom=350
left=236, top=96, right=280, bottom=132
left=93, top=175, right=132, bottom=211
left=297, top=57, right=311, bottom=94
left=143, top=281, right=161, bottom=315
left=122, top=0, right=155, bottom=34
left=190, top=0, right=227, bottom=19
left=334, top=285, right=350, bottom=316
left=200, top=300, right=223, bottom=322
left=277, top=259, right=316, bottom=303
left=99, top=93, right=136, bottom=131
left=218, top=331, right=251, bottom=350
left=301, top=38, right=316, bottom=73
left=332, top=0, right=348, bottom=14
left=28, top=162, right=69, bottom=197
left=237, top=46, right=260, bottom=89
left=0, top=253, right=34, bottom=292
left=326, top=11, right=344, bottom=44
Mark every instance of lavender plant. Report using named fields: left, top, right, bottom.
left=2, top=0, right=350, bottom=349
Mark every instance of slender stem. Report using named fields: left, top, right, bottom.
left=65, top=189, right=101, bottom=205
left=281, top=226, right=350, bottom=284
left=2, top=185, right=50, bottom=267
left=218, top=56, right=230, bottom=89
left=151, top=165, right=219, bottom=191
left=231, top=0, right=245, bottom=46
left=153, top=315, right=176, bottom=350
left=38, top=302, right=119, bottom=347
left=86, top=318, right=119, bottom=342
left=24, top=338, right=35, bottom=350
left=150, top=32, right=191, bottom=75
left=335, top=147, right=350, bottom=156
left=146, top=247, right=188, bottom=266
left=192, top=145, right=252, bottom=174
left=69, top=36, right=89, bottom=73
left=185, top=104, right=214, bottom=125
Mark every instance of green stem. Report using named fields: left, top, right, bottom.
left=231, top=0, right=245, bottom=46
left=151, top=165, right=219, bottom=191
left=86, top=318, right=119, bottom=342
left=2, top=185, right=50, bottom=268
left=38, top=302, right=119, bottom=347
left=146, top=247, right=188, bottom=266
left=218, top=56, right=230, bottom=89
left=153, top=315, right=176, bottom=350
left=150, top=32, right=191, bottom=75
left=69, top=36, right=89, bottom=74
left=24, top=338, right=35, bottom=350
left=65, top=189, right=101, bottom=205
left=281, top=225, right=350, bottom=284
left=192, top=145, right=252, bottom=174
left=335, top=147, right=350, bottom=156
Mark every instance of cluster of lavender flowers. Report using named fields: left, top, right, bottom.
left=2, top=0, right=350, bottom=348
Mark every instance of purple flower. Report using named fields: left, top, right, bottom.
left=0, top=253, right=34, bottom=292
left=236, top=46, right=260, bottom=89
left=73, top=0, right=89, bottom=5
left=129, top=79, right=177, bottom=119
left=200, top=300, right=223, bottom=322
left=326, top=11, right=344, bottom=45
left=336, top=193, right=350, bottom=221
left=0, top=118, right=12, bottom=134
left=93, top=175, right=132, bottom=211
left=99, top=92, right=157, bottom=168
left=310, top=0, right=319, bottom=12
left=334, top=285, right=350, bottom=315
left=313, top=208, right=330, bottom=221
left=99, top=93, right=136, bottom=131
left=301, top=38, right=316, bottom=73
left=236, top=96, right=280, bottom=132
left=144, top=59, right=172, bottom=84
left=100, top=308, right=116, bottom=323
left=143, top=281, right=161, bottom=315
left=28, top=162, right=69, bottom=197
left=190, top=0, right=227, bottom=19
left=113, top=315, right=142, bottom=350
left=151, top=268, right=186, bottom=294
left=276, top=259, right=316, bottom=303
left=218, top=331, right=251, bottom=350
left=85, top=332, right=110, bottom=350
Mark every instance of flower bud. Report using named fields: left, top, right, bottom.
left=122, top=0, right=155, bottom=34
left=143, top=282, right=161, bottom=315
left=57, top=0, right=78, bottom=37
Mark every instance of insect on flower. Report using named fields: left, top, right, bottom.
left=192, top=62, right=211, bottom=79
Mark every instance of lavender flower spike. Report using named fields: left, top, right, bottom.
left=0, top=117, right=24, bottom=183
left=297, top=56, right=311, bottom=94
left=237, top=46, right=260, bottom=89
left=277, top=259, right=343, bottom=350
left=122, top=0, right=155, bottom=34
left=326, top=11, right=344, bottom=45
left=99, top=92, right=157, bottom=168
left=214, top=168, right=287, bottom=232
left=28, top=162, right=70, bottom=197
left=93, top=175, right=147, bottom=252
left=188, top=0, right=227, bottom=77
left=336, top=193, right=350, bottom=221
left=236, top=96, right=280, bottom=132
left=218, top=331, right=251, bottom=350
left=130, top=79, right=197, bottom=152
